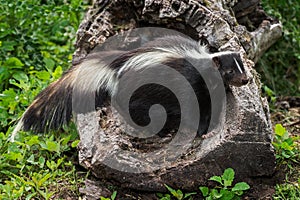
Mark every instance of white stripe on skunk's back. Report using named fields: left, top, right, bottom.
left=73, top=58, right=118, bottom=95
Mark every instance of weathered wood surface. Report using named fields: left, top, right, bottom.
left=74, top=0, right=282, bottom=199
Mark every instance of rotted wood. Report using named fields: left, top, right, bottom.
left=74, top=0, right=282, bottom=199
left=74, top=0, right=281, bottom=63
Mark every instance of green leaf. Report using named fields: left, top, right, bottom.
left=263, top=85, right=275, bottom=97
left=281, top=141, right=293, bottom=151
left=284, top=138, right=294, bottom=146
left=234, top=190, right=243, bottom=196
left=165, top=184, right=183, bottom=199
left=4, top=57, right=24, bottom=69
left=157, top=193, right=164, bottom=198
left=36, top=70, right=51, bottom=81
left=222, top=168, right=235, bottom=187
left=27, top=154, right=37, bottom=165
left=274, top=124, right=286, bottom=137
left=43, top=57, right=55, bottom=69
left=165, top=184, right=176, bottom=194
left=12, top=72, right=29, bottom=82
left=40, top=140, right=60, bottom=153
left=220, top=189, right=235, bottom=200
left=5, top=152, right=23, bottom=161
left=209, top=176, right=223, bottom=185
left=174, top=189, right=183, bottom=199
left=38, top=156, right=45, bottom=168
left=37, top=173, right=51, bottom=187
left=211, top=189, right=222, bottom=198
left=52, top=66, right=63, bottom=80
left=61, top=134, right=71, bottom=146
left=282, top=150, right=291, bottom=158
left=183, top=192, right=196, bottom=199
left=46, top=160, right=55, bottom=171
left=111, top=191, right=117, bottom=200
left=199, top=186, right=209, bottom=197
left=100, top=197, right=110, bottom=200
left=56, top=157, right=64, bottom=168
left=27, top=135, right=40, bottom=146
left=232, top=182, right=250, bottom=192
left=71, top=139, right=80, bottom=148
left=7, top=141, right=21, bottom=153
left=157, top=193, right=172, bottom=200
left=25, top=192, right=37, bottom=200
left=206, top=196, right=213, bottom=200
left=1, top=41, right=17, bottom=51
left=0, top=25, right=12, bottom=38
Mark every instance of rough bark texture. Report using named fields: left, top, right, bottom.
left=74, top=0, right=282, bottom=199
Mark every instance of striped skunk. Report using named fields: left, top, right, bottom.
left=11, top=35, right=248, bottom=140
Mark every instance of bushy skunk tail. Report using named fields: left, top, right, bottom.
left=10, top=71, right=74, bottom=141
left=10, top=55, right=118, bottom=142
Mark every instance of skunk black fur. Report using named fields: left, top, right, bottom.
left=11, top=36, right=248, bottom=140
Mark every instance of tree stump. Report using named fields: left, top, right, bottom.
left=74, top=0, right=282, bottom=199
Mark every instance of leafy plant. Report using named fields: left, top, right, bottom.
left=0, top=0, right=88, bottom=199
left=157, top=184, right=196, bottom=200
left=259, top=0, right=300, bottom=96
left=0, top=130, right=82, bottom=199
left=272, top=124, right=299, bottom=164
left=199, top=168, right=250, bottom=200
left=0, top=0, right=87, bottom=133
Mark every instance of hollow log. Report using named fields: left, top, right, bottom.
left=74, top=0, right=282, bottom=199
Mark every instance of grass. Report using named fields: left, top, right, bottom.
left=0, top=0, right=299, bottom=199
